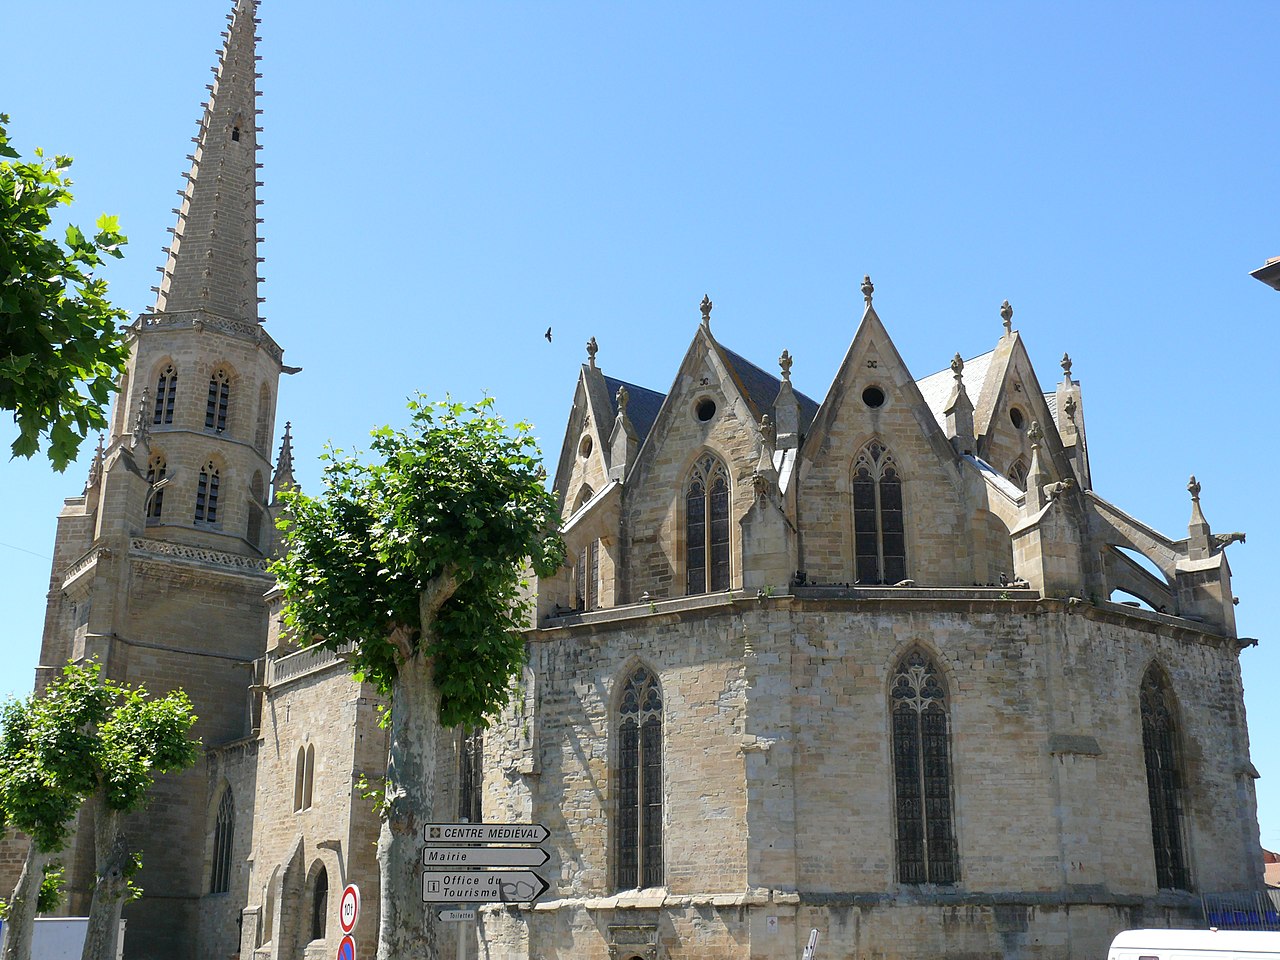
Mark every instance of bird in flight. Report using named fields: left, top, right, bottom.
left=544, top=327, right=553, bottom=343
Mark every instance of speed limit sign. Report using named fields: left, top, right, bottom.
left=339, top=883, right=360, bottom=935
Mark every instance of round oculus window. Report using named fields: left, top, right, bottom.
left=579, top=435, right=593, bottom=457
left=1009, top=407, right=1025, bottom=429
left=862, top=386, right=886, bottom=408
left=695, top=398, right=717, bottom=422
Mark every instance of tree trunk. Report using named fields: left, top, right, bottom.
left=3, top=841, right=51, bottom=960
left=80, top=796, right=128, bottom=960
left=376, top=649, right=444, bottom=960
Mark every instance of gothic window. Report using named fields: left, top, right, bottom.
left=255, top=383, right=271, bottom=450
left=891, top=650, right=958, bottom=885
left=304, top=744, right=315, bottom=810
left=617, top=666, right=663, bottom=890
left=247, top=471, right=265, bottom=549
left=195, top=461, right=220, bottom=523
left=1141, top=665, right=1190, bottom=890
left=146, top=454, right=167, bottom=520
left=1007, top=458, right=1029, bottom=490
left=685, top=453, right=730, bottom=595
left=853, top=441, right=906, bottom=584
left=576, top=540, right=600, bottom=611
left=309, top=865, right=328, bottom=941
left=152, top=365, right=177, bottom=425
left=458, top=728, right=483, bottom=824
left=294, top=744, right=315, bottom=812
left=206, top=367, right=230, bottom=432
left=210, top=787, right=234, bottom=894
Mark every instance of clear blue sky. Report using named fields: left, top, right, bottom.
left=2, top=2, right=1277, bottom=851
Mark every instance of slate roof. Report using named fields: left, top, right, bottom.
left=603, top=376, right=667, bottom=446
left=916, top=349, right=997, bottom=432
left=718, top=345, right=821, bottom=432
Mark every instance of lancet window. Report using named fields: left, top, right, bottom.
left=195, top=461, right=220, bottom=523
left=146, top=455, right=167, bottom=520
left=686, top=453, right=730, bottom=595
left=1141, top=666, right=1190, bottom=890
left=153, top=365, right=177, bottom=425
left=576, top=540, right=600, bottom=611
left=617, top=666, right=663, bottom=890
left=458, top=728, right=483, bottom=824
left=206, top=367, right=230, bottom=432
left=853, top=441, right=906, bottom=584
left=1007, top=458, right=1029, bottom=491
left=309, top=866, right=328, bottom=941
left=891, top=650, right=958, bottom=885
left=210, top=787, right=234, bottom=894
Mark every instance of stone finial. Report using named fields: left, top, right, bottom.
left=84, top=435, right=105, bottom=491
left=779, top=349, right=793, bottom=382
left=699, top=294, right=713, bottom=329
left=586, top=336, right=598, bottom=368
left=132, top=387, right=151, bottom=449
left=1064, top=394, right=1077, bottom=421
left=1061, top=352, right=1073, bottom=382
left=951, top=352, right=964, bottom=380
left=1188, top=475, right=1201, bottom=502
left=861, top=275, right=874, bottom=305
left=1027, top=420, right=1043, bottom=447
left=615, top=384, right=629, bottom=419
left=760, top=413, right=776, bottom=450
left=272, top=421, right=296, bottom=501
left=1001, top=300, right=1013, bottom=335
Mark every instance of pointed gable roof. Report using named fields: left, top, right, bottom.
left=715, top=345, right=820, bottom=432
left=153, top=0, right=262, bottom=322
left=602, top=376, right=665, bottom=444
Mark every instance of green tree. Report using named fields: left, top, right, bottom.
left=0, top=664, right=198, bottom=960
left=272, top=396, right=563, bottom=960
left=0, top=113, right=130, bottom=470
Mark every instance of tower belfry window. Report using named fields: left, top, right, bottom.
left=853, top=441, right=906, bottom=584
left=206, top=368, right=230, bottom=433
left=685, top=453, right=730, bottom=595
left=195, top=461, right=220, bottom=523
left=153, top=365, right=177, bottom=425
left=891, top=650, right=958, bottom=885
left=146, top=455, right=167, bottom=520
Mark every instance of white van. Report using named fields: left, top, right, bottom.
left=1109, top=929, right=1280, bottom=960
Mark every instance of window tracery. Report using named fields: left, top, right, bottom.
left=146, top=454, right=167, bottom=520
left=617, top=666, right=662, bottom=890
left=891, top=650, right=958, bottom=885
left=206, top=367, right=230, bottom=432
left=853, top=441, right=905, bottom=584
left=195, top=461, right=220, bottom=523
left=153, top=364, right=177, bottom=425
left=1141, top=666, right=1189, bottom=890
left=685, top=453, right=730, bottom=595
left=210, top=787, right=234, bottom=894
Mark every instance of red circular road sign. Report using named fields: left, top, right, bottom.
left=339, top=884, right=360, bottom=935
left=337, top=934, right=356, bottom=960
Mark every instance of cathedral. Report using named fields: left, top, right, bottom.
left=3, top=1, right=1266, bottom=959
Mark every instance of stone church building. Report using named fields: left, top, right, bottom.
left=3, top=2, right=1266, bottom=959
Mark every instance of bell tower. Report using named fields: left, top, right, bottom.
left=34, top=3, right=292, bottom=956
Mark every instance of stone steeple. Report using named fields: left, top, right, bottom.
left=153, top=0, right=263, bottom=321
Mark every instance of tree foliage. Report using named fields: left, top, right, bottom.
left=0, top=113, right=130, bottom=470
left=273, top=396, right=564, bottom=726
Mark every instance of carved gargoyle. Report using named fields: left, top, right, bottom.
left=1042, top=477, right=1076, bottom=501
left=1212, top=531, right=1246, bottom=552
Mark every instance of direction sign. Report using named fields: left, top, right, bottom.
left=421, top=870, right=550, bottom=904
left=423, top=822, right=549, bottom=844
left=423, top=846, right=550, bottom=868
left=339, top=884, right=360, bottom=935
left=337, top=935, right=356, bottom=960
left=439, top=909, right=478, bottom=923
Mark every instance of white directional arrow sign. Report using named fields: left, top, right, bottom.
left=421, top=870, right=550, bottom=904
left=422, top=822, right=549, bottom=844
left=423, top=846, right=550, bottom=868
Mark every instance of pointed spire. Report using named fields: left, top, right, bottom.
left=1187, top=474, right=1213, bottom=558
left=1025, top=421, right=1049, bottom=511
left=84, top=435, right=106, bottom=493
left=1001, top=300, right=1013, bottom=336
left=774, top=349, right=800, bottom=450
left=131, top=388, right=151, bottom=450
left=608, top=385, right=639, bottom=482
left=271, top=421, right=296, bottom=502
left=944, top=353, right=975, bottom=455
left=153, top=0, right=263, bottom=323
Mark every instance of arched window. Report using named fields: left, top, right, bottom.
left=458, top=728, right=483, bottom=824
left=153, top=364, right=177, bottom=425
left=685, top=453, right=730, bottom=595
left=1007, top=458, right=1029, bottom=491
left=304, top=744, right=315, bottom=810
left=575, top=540, right=600, bottom=611
left=247, top=471, right=265, bottom=549
left=206, top=367, right=230, bottom=432
left=309, top=865, right=328, bottom=942
left=195, top=461, right=220, bottom=523
left=255, top=383, right=271, bottom=451
left=261, top=868, right=280, bottom=945
left=1141, top=665, right=1189, bottom=890
left=210, top=787, right=234, bottom=894
left=572, top=484, right=594, bottom=514
left=294, top=746, right=306, bottom=812
left=146, top=454, right=167, bottom=520
left=853, top=441, right=906, bottom=584
left=891, top=650, right=958, bottom=885
left=617, top=666, right=662, bottom=890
